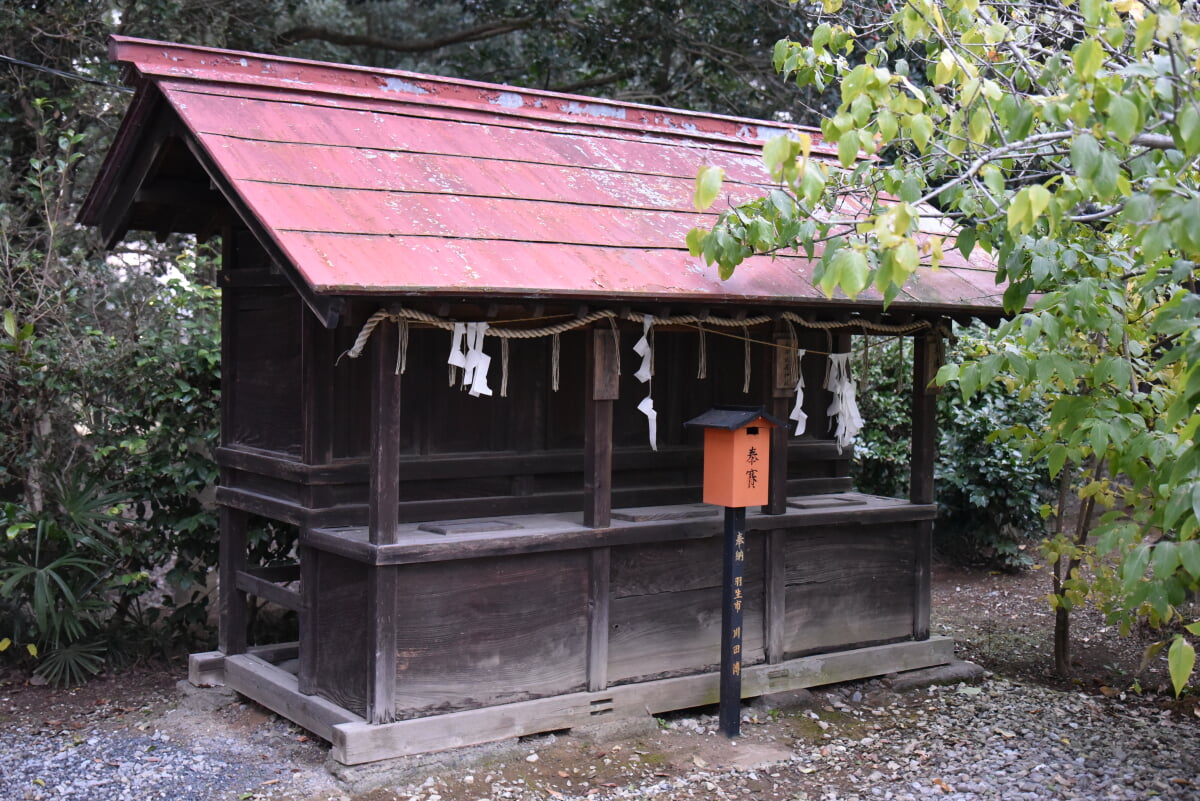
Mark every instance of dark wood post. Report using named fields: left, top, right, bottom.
left=584, top=327, right=619, bottom=528
left=366, top=319, right=402, bottom=723
left=218, top=503, right=248, bottom=656
left=719, top=506, right=748, bottom=738
left=586, top=548, right=610, bottom=692
left=910, top=329, right=942, bottom=641
left=369, top=319, right=403, bottom=546
left=763, top=327, right=791, bottom=515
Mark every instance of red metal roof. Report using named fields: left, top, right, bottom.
left=85, top=36, right=1004, bottom=316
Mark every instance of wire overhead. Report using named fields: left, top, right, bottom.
left=0, top=53, right=133, bottom=94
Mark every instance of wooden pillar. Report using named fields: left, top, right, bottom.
left=764, top=530, right=786, bottom=664
left=586, top=548, right=610, bottom=691
left=763, top=326, right=792, bottom=515
left=218, top=504, right=249, bottom=656
left=297, top=544, right=318, bottom=695
left=366, top=319, right=402, bottom=723
left=366, top=565, right=398, bottom=723
left=301, top=310, right=335, bottom=469
left=584, top=327, right=619, bottom=528
left=369, top=318, right=403, bottom=546
left=910, top=329, right=942, bottom=641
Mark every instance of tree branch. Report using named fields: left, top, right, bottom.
left=276, top=18, right=539, bottom=54
left=1131, top=133, right=1176, bottom=150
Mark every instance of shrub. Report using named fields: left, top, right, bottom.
left=852, top=325, right=1053, bottom=570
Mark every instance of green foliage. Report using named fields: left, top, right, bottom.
left=696, top=0, right=1200, bottom=686
left=853, top=329, right=1051, bottom=570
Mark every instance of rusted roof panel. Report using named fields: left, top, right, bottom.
left=88, top=37, right=1006, bottom=316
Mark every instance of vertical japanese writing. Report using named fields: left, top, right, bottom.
left=745, top=445, right=760, bottom=489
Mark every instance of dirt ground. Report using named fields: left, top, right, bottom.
left=930, top=560, right=1192, bottom=702
left=2, top=557, right=1198, bottom=801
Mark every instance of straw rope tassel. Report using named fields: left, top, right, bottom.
left=696, top=324, right=708, bottom=379
left=500, top=338, right=510, bottom=398
left=608, top=317, right=621, bottom=377
left=551, top=333, right=561, bottom=392
left=395, top=318, right=409, bottom=375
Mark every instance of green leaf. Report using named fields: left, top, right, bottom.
left=838, top=130, right=860, bottom=167
left=1070, top=134, right=1101, bottom=180
left=1048, top=445, right=1068, bottom=478
left=956, top=227, right=976, bottom=259
left=1177, top=105, right=1200, bottom=155
left=968, top=107, right=990, bottom=144
left=959, top=363, right=980, bottom=400
left=763, top=136, right=794, bottom=174
left=686, top=227, right=706, bottom=257
left=1072, top=39, right=1105, bottom=81
left=909, top=114, right=933, bottom=153
left=1106, top=95, right=1140, bottom=144
left=1122, top=543, right=1150, bottom=590
left=1180, top=540, right=1200, bottom=580
left=694, top=165, right=725, bottom=211
left=2, top=310, right=14, bottom=339
left=1169, top=636, right=1195, bottom=698
left=0, top=637, right=9, bottom=652
left=827, top=247, right=869, bottom=297
left=1153, top=541, right=1180, bottom=578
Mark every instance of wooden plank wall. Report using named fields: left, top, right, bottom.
left=781, top=524, right=918, bottom=658
left=312, top=552, right=370, bottom=717
left=390, top=552, right=590, bottom=718
left=606, top=535, right=766, bottom=684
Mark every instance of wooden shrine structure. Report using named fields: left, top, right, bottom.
left=81, top=37, right=1006, bottom=764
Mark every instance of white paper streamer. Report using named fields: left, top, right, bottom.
left=633, top=316, right=654, bottom=384
left=447, top=322, right=467, bottom=368
left=633, top=316, right=656, bottom=449
left=637, top=395, right=658, bottom=451
left=825, top=352, right=863, bottom=452
left=464, top=322, right=492, bottom=397
left=789, top=349, right=808, bottom=436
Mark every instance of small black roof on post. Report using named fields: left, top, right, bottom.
left=684, top=405, right=786, bottom=431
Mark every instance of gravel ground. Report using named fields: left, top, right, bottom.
left=4, top=670, right=1200, bottom=801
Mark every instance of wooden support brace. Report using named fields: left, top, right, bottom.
left=910, top=330, right=943, bottom=641
left=218, top=505, right=249, bottom=656
left=366, top=565, right=398, bottom=724
left=763, top=328, right=792, bottom=515
left=584, top=327, right=618, bottom=528
left=764, top=530, right=785, bottom=664
left=369, top=320, right=403, bottom=546
left=298, top=545, right=319, bottom=695
left=587, top=548, right=611, bottom=692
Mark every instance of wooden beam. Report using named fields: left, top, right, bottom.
left=910, top=330, right=942, bottom=641
left=586, top=548, right=611, bottom=692
left=188, top=642, right=300, bottom=687
left=329, top=637, right=954, bottom=764
left=764, top=530, right=785, bottom=664
left=302, top=308, right=336, bottom=470
left=181, top=135, right=343, bottom=328
left=218, top=505, right=249, bottom=655
left=365, top=566, right=399, bottom=724
left=583, top=328, right=619, bottom=527
left=225, top=653, right=362, bottom=742
left=97, top=110, right=177, bottom=248
left=298, top=546, right=319, bottom=695
left=763, top=328, right=792, bottom=515
left=234, top=569, right=303, bottom=612
left=910, top=331, right=941, bottom=505
left=369, top=319, right=403, bottom=546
